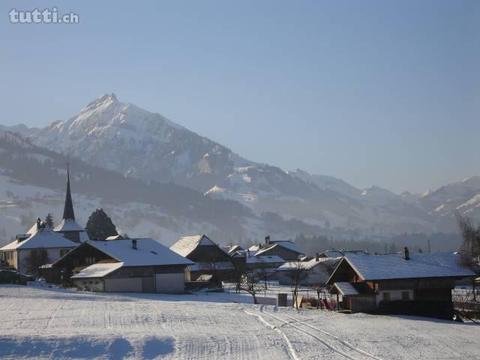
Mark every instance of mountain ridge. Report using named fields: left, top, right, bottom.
left=2, top=94, right=479, bottom=236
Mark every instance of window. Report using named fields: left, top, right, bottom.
left=382, top=292, right=391, bottom=302
left=401, top=291, right=410, bottom=301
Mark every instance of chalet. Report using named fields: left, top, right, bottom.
left=170, top=234, right=234, bottom=282
left=327, top=249, right=476, bottom=318
left=276, top=254, right=340, bottom=286
left=53, top=166, right=89, bottom=243
left=0, top=223, right=77, bottom=275
left=52, top=238, right=193, bottom=293
left=252, top=238, right=304, bottom=261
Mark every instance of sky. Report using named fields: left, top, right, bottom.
left=0, top=0, right=479, bottom=194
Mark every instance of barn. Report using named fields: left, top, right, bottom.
left=327, top=249, right=476, bottom=318
left=53, top=238, right=193, bottom=293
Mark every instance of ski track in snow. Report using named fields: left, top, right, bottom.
left=256, top=306, right=382, bottom=360
left=0, top=286, right=480, bottom=359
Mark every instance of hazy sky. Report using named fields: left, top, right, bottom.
left=1, top=0, right=478, bottom=193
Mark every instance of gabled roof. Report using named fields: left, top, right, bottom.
left=270, top=240, right=303, bottom=254
left=71, top=262, right=123, bottom=279
left=277, top=257, right=340, bottom=272
left=328, top=252, right=475, bottom=283
left=170, top=234, right=223, bottom=257
left=246, top=255, right=284, bottom=264
left=254, top=241, right=303, bottom=257
left=87, top=238, right=193, bottom=267
left=333, top=282, right=359, bottom=296
left=0, top=229, right=77, bottom=251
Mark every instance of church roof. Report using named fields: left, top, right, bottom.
left=62, top=165, right=75, bottom=221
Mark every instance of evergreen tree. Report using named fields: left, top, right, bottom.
left=44, top=213, right=54, bottom=229
left=86, top=208, right=118, bottom=240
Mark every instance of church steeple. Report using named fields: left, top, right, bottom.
left=62, top=164, right=75, bottom=221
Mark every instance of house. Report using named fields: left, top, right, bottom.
left=276, top=254, right=340, bottom=286
left=53, top=166, right=89, bottom=243
left=52, top=238, right=193, bottom=293
left=170, top=234, right=235, bottom=282
left=327, top=249, right=476, bottom=318
left=252, top=238, right=304, bottom=261
left=0, top=223, right=77, bottom=275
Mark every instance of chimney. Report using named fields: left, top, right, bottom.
left=315, top=253, right=319, bottom=262
left=36, top=217, right=42, bottom=230
left=404, top=247, right=410, bottom=260
left=132, top=239, right=137, bottom=250
left=265, top=235, right=270, bottom=245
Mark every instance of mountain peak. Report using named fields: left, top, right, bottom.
left=82, top=93, right=119, bottom=112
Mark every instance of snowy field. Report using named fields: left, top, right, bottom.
left=0, top=286, right=479, bottom=360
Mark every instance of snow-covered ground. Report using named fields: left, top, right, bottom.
left=0, top=285, right=479, bottom=359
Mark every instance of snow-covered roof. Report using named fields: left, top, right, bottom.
left=270, top=240, right=302, bottom=254
left=88, top=238, right=193, bottom=267
left=0, top=229, right=77, bottom=251
left=320, top=250, right=368, bottom=258
left=255, top=241, right=303, bottom=258
left=189, top=262, right=235, bottom=271
left=228, top=245, right=243, bottom=254
left=246, top=255, right=284, bottom=264
left=71, top=262, right=123, bottom=279
left=333, top=282, right=359, bottom=296
left=105, top=234, right=125, bottom=240
left=54, top=218, right=85, bottom=232
left=277, top=257, right=339, bottom=271
left=332, top=252, right=476, bottom=282
left=170, top=234, right=222, bottom=257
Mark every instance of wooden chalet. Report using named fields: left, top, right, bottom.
left=51, top=238, right=193, bottom=293
left=276, top=254, right=340, bottom=286
left=170, top=234, right=235, bottom=282
left=250, top=238, right=304, bottom=261
left=327, top=249, right=476, bottom=318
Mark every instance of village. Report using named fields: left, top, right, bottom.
left=1, top=168, right=479, bottom=324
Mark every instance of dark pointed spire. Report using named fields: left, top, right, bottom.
left=63, top=163, right=75, bottom=221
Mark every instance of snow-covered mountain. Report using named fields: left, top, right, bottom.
left=3, top=94, right=479, bottom=237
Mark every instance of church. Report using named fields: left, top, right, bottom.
left=0, top=166, right=89, bottom=274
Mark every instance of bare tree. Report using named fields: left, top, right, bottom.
left=239, top=270, right=265, bottom=304
left=456, top=213, right=480, bottom=302
left=288, top=260, right=308, bottom=309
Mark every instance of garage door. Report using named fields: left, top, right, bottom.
left=155, top=273, right=185, bottom=294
